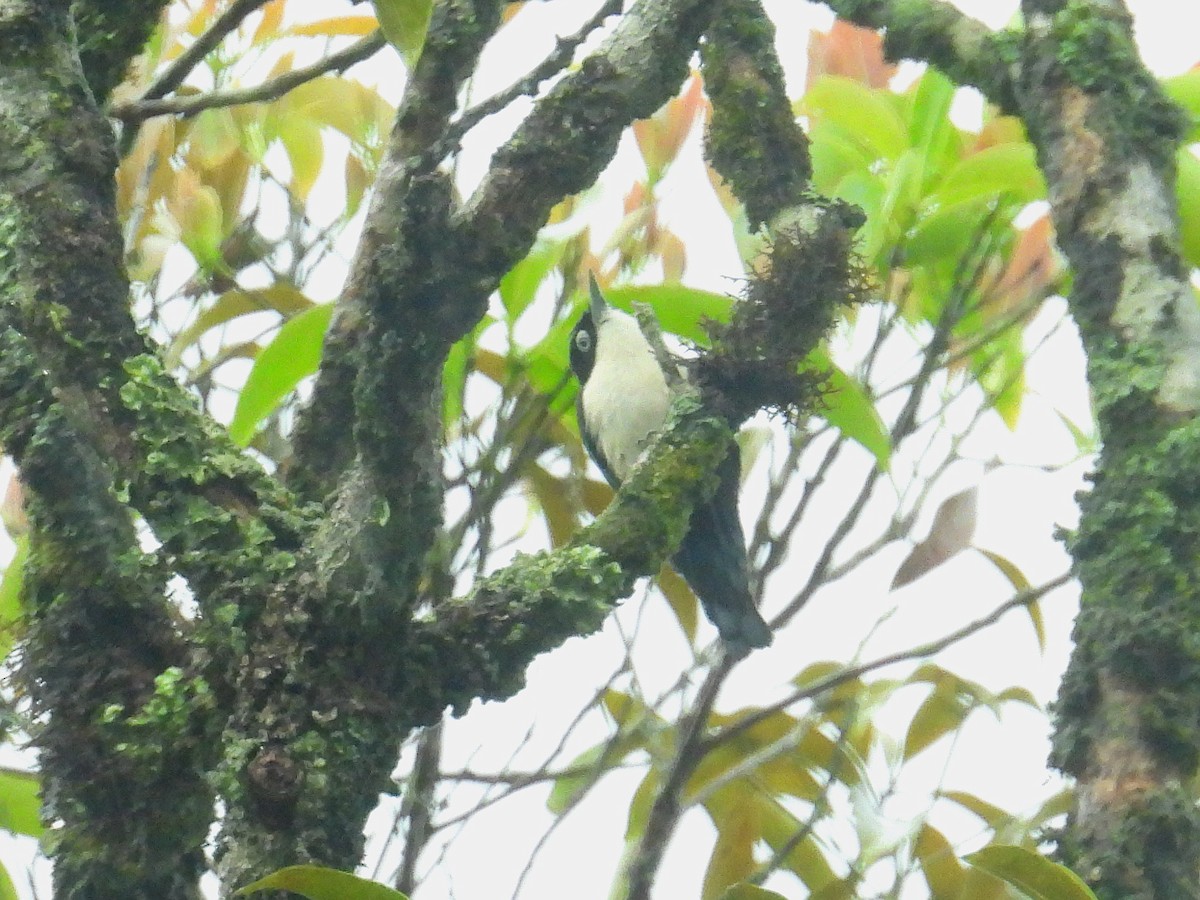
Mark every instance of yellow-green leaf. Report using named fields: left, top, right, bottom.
left=718, top=886, right=789, bottom=900
left=802, top=77, right=907, bottom=161
left=0, top=768, right=41, bottom=838
left=285, top=16, right=379, bottom=37
left=166, top=286, right=314, bottom=369
left=188, top=108, right=241, bottom=170
left=657, top=565, right=699, bottom=644
left=373, top=0, right=432, bottom=67
left=278, top=119, right=324, bottom=202
left=1176, top=146, right=1200, bottom=269
left=915, top=824, right=965, bottom=897
left=976, top=548, right=1043, bottom=650
left=174, top=174, right=225, bottom=270
left=0, top=536, right=28, bottom=663
left=236, top=864, right=408, bottom=899
left=804, top=347, right=890, bottom=468
left=966, top=846, right=1098, bottom=900
left=702, top=802, right=758, bottom=900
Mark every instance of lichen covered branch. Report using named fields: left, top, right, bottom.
left=822, top=0, right=1019, bottom=110
left=1006, top=1, right=1200, bottom=893
left=0, top=330, right=211, bottom=898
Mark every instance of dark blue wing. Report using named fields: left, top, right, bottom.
left=577, top=395, right=621, bottom=489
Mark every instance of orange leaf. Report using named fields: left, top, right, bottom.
left=285, top=16, right=379, bottom=37
left=632, top=73, right=707, bottom=178
left=806, top=20, right=897, bottom=92
left=253, top=0, right=286, bottom=41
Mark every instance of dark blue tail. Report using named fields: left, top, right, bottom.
left=672, top=448, right=772, bottom=657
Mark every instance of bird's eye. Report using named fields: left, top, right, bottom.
left=574, top=331, right=592, bottom=353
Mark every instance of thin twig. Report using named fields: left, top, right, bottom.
left=144, top=0, right=273, bottom=102
left=395, top=722, right=443, bottom=895
left=751, top=718, right=855, bottom=884
left=418, top=0, right=623, bottom=170
left=111, top=31, right=388, bottom=123
left=625, top=657, right=733, bottom=900
left=706, top=572, right=1073, bottom=751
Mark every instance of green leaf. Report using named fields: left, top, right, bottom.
left=905, top=196, right=996, bottom=266
left=0, top=767, right=41, bottom=837
left=934, top=143, right=1045, bottom=208
left=804, top=347, right=890, bottom=468
left=966, top=846, right=1098, bottom=900
left=834, top=170, right=887, bottom=261
left=500, top=240, right=566, bottom=324
left=0, top=536, right=27, bottom=663
left=546, top=733, right=646, bottom=814
left=229, top=304, right=334, bottom=445
left=1164, top=71, right=1200, bottom=142
left=165, top=286, right=314, bottom=370
left=808, top=121, right=875, bottom=195
left=1176, top=146, right=1200, bottom=269
left=373, top=0, right=433, bottom=67
left=599, top=284, right=734, bottom=344
left=974, top=326, right=1026, bottom=428
left=907, top=69, right=960, bottom=192
left=867, top=149, right=925, bottom=265
left=523, top=313, right=577, bottom=395
left=237, top=865, right=408, bottom=899
left=803, top=77, right=907, bottom=161
left=0, top=863, right=16, bottom=900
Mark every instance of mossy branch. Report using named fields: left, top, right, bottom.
left=401, top=397, right=733, bottom=724
left=699, top=1, right=868, bottom=425
left=0, top=329, right=211, bottom=898
left=822, top=0, right=1020, bottom=111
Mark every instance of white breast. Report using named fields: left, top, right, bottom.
left=582, top=310, right=671, bottom=481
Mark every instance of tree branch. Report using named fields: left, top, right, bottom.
left=0, top=330, right=210, bottom=898
left=626, top=661, right=732, bottom=900
left=72, top=0, right=172, bottom=102
left=821, top=0, right=1020, bottom=111
left=140, top=0, right=271, bottom=102
left=110, top=29, right=388, bottom=123
left=1003, top=1, right=1200, bottom=893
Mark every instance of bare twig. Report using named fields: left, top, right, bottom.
left=625, top=657, right=733, bottom=900
left=708, top=572, right=1073, bottom=750
left=111, top=30, right=388, bottom=123
left=143, top=0, right=272, bottom=102
left=395, top=722, right=443, bottom=895
left=419, top=0, right=623, bottom=171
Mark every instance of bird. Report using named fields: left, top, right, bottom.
left=569, top=274, right=772, bottom=657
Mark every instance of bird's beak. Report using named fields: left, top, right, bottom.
left=588, top=272, right=609, bottom=323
